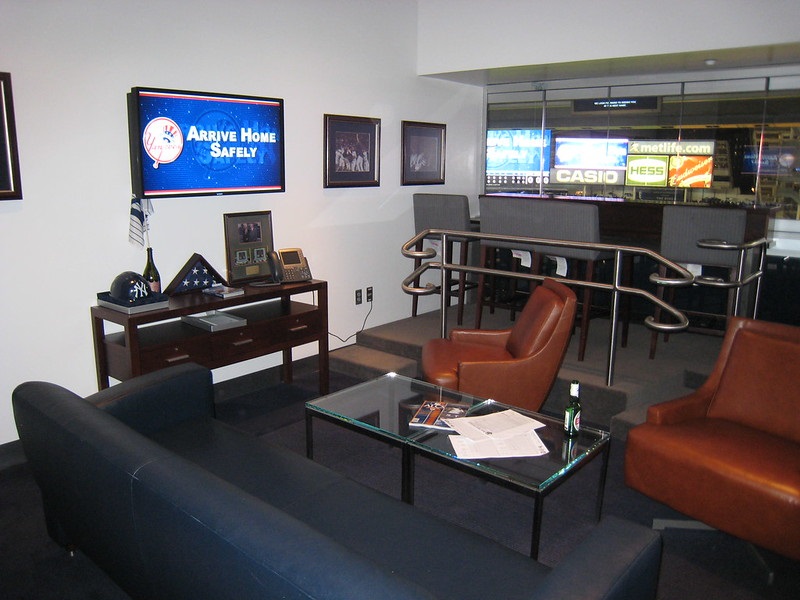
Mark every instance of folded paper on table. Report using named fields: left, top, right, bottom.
left=448, top=429, right=548, bottom=459
left=444, top=409, right=545, bottom=441
left=444, top=409, right=548, bottom=459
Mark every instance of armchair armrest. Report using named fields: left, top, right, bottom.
left=450, top=327, right=511, bottom=347
left=531, top=516, right=662, bottom=600
left=646, top=391, right=712, bottom=426
left=88, top=363, right=215, bottom=435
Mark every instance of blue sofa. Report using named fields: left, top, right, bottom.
left=13, top=363, right=662, bottom=600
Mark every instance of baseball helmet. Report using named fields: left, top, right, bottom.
left=109, top=271, right=151, bottom=304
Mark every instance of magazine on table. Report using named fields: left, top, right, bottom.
left=409, top=400, right=470, bottom=430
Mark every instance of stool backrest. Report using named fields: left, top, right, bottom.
left=660, top=205, right=747, bottom=268
left=413, top=194, right=471, bottom=234
left=478, top=195, right=536, bottom=251
left=479, top=196, right=603, bottom=260
left=528, top=200, right=604, bottom=261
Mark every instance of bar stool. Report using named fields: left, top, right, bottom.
left=474, top=197, right=611, bottom=362
left=411, top=193, right=476, bottom=325
left=527, top=200, right=612, bottom=362
left=649, top=205, right=748, bottom=359
left=474, top=195, right=537, bottom=329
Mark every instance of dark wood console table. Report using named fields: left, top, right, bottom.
left=91, top=280, right=328, bottom=394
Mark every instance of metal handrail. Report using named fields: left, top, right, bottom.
left=401, top=228, right=696, bottom=386
left=402, top=228, right=768, bottom=386
left=694, top=237, right=768, bottom=319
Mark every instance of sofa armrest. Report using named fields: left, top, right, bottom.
left=88, top=363, right=215, bottom=435
left=646, top=391, right=712, bottom=426
left=531, top=516, right=662, bottom=600
left=450, top=327, right=511, bottom=347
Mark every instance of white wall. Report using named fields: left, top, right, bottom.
left=0, top=0, right=485, bottom=445
left=417, top=0, right=800, bottom=75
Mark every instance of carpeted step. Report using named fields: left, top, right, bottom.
left=330, top=345, right=418, bottom=380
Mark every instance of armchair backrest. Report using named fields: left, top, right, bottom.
left=704, top=317, right=800, bottom=443
left=507, top=278, right=577, bottom=359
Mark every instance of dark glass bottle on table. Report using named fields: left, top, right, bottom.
left=142, top=247, right=161, bottom=293
left=564, top=379, right=581, bottom=438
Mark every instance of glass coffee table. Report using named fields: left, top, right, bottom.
left=305, top=372, right=610, bottom=559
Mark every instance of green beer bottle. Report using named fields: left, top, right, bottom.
left=564, top=380, right=581, bottom=437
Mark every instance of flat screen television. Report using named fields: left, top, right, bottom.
left=128, top=87, right=285, bottom=199
left=485, top=128, right=551, bottom=192
left=742, top=145, right=799, bottom=176
left=553, top=137, right=629, bottom=170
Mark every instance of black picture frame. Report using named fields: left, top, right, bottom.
left=0, top=73, right=22, bottom=200
left=401, top=121, right=445, bottom=185
left=223, top=211, right=276, bottom=286
left=324, top=114, right=380, bottom=188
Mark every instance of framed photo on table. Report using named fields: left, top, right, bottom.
left=223, top=211, right=276, bottom=286
left=0, top=73, right=22, bottom=200
left=401, top=121, right=445, bottom=185
left=324, top=114, right=380, bottom=188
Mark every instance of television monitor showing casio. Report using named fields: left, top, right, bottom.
left=128, top=87, right=285, bottom=199
left=485, top=128, right=551, bottom=192
left=553, top=137, right=629, bottom=170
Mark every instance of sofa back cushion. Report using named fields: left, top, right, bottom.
left=708, top=328, right=800, bottom=443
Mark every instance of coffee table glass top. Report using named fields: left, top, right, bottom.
left=306, top=372, right=610, bottom=493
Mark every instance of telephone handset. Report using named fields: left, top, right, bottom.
left=267, top=248, right=313, bottom=283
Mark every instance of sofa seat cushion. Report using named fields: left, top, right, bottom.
left=626, top=417, right=800, bottom=560
left=151, top=418, right=551, bottom=600
left=421, top=338, right=511, bottom=390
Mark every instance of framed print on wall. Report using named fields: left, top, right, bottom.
left=324, top=114, right=380, bottom=188
left=0, top=73, right=22, bottom=200
left=401, top=121, right=445, bottom=185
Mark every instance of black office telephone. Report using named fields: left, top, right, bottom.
left=267, top=248, right=313, bottom=283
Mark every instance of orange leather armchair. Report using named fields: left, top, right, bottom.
left=421, top=278, right=577, bottom=411
left=625, top=317, right=800, bottom=561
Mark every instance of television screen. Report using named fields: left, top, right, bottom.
left=485, top=128, right=551, bottom=192
left=128, top=87, right=285, bottom=199
left=554, top=137, right=629, bottom=170
left=742, top=145, right=799, bottom=176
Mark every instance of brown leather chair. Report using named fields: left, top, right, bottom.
left=421, top=278, right=577, bottom=411
left=625, top=317, right=800, bottom=561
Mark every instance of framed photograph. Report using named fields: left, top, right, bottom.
left=223, top=211, right=276, bottom=285
left=0, top=73, right=22, bottom=200
left=402, top=121, right=445, bottom=185
left=324, top=114, right=380, bottom=188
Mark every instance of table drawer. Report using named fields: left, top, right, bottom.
left=213, top=327, right=264, bottom=362
left=213, top=311, right=322, bottom=362
left=139, top=338, right=212, bottom=372
left=264, top=310, right=323, bottom=343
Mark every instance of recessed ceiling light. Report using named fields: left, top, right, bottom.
left=704, top=58, right=717, bottom=67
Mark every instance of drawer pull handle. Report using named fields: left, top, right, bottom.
left=289, top=325, right=308, bottom=332
left=233, top=338, right=254, bottom=346
left=166, top=354, right=191, bottom=363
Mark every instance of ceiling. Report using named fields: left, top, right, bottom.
left=424, top=42, right=800, bottom=87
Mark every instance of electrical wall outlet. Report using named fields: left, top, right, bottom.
left=355, top=289, right=363, bottom=305
left=366, top=286, right=373, bottom=302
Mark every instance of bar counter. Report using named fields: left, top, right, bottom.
left=480, top=194, right=774, bottom=248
